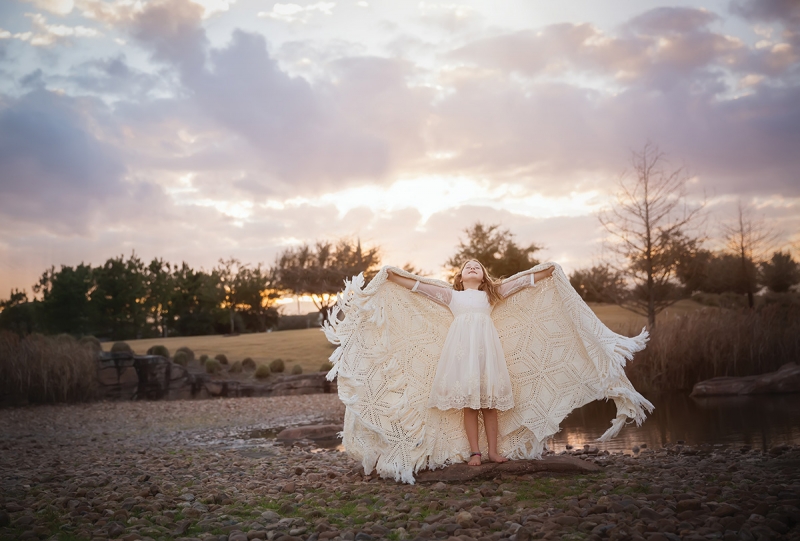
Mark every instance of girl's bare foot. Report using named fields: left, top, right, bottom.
left=468, top=453, right=482, bottom=466
left=488, top=452, right=508, bottom=463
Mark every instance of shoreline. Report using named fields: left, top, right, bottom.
left=1, top=396, right=798, bottom=541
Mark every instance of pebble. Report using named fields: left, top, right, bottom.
left=1, top=395, right=798, bottom=541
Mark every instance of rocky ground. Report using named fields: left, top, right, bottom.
left=1, top=395, right=798, bottom=541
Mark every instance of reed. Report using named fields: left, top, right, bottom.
left=620, top=304, right=800, bottom=392
left=0, top=331, right=99, bottom=404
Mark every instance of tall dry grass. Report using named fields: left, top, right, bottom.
left=620, top=304, right=800, bottom=392
left=0, top=331, right=99, bottom=404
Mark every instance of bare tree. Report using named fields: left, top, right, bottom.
left=599, top=142, right=706, bottom=329
left=720, top=201, right=779, bottom=307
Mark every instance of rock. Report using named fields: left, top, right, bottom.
left=181, top=493, right=195, bottom=501
left=639, top=507, right=661, bottom=520
left=554, top=516, right=579, bottom=526
left=0, top=511, right=9, bottom=527
left=515, top=526, right=532, bottom=541
left=107, top=521, right=125, bottom=537
left=261, top=511, right=281, bottom=523
left=424, top=512, right=446, bottom=524
left=690, top=362, right=800, bottom=396
left=282, top=482, right=296, bottom=493
left=455, top=511, right=473, bottom=527
left=415, top=456, right=601, bottom=482
left=712, top=504, right=739, bottom=517
left=676, top=499, right=702, bottom=513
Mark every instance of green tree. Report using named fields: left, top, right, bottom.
left=33, top=264, right=94, bottom=335
left=170, top=263, right=225, bottom=336
left=91, top=254, right=147, bottom=340
left=761, top=251, right=800, bottom=293
left=145, top=258, right=174, bottom=338
left=569, top=265, right=627, bottom=303
left=446, top=222, right=542, bottom=279
left=237, top=264, right=281, bottom=332
left=0, top=289, right=39, bottom=335
left=276, top=238, right=381, bottom=320
left=216, top=257, right=247, bottom=334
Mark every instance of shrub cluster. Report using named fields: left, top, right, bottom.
left=242, top=357, right=256, bottom=371
left=291, top=364, right=303, bottom=375
left=146, top=345, right=170, bottom=358
left=214, top=354, right=229, bottom=365
left=173, top=350, right=190, bottom=367
left=269, top=358, right=285, bottom=373
left=229, top=360, right=242, bottom=374
left=110, top=342, right=132, bottom=354
left=176, top=346, right=195, bottom=363
left=79, top=336, right=102, bottom=354
left=254, top=364, right=271, bottom=379
left=205, top=359, right=222, bottom=374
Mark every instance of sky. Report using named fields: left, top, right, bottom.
left=0, top=0, right=798, bottom=313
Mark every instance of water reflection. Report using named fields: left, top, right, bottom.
left=547, top=391, right=800, bottom=453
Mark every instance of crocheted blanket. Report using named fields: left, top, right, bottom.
left=322, top=262, right=654, bottom=484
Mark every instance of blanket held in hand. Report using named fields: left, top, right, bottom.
left=322, top=262, right=654, bottom=484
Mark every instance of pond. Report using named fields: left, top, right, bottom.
left=547, top=391, right=800, bottom=453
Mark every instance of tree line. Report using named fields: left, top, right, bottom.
left=0, top=240, right=380, bottom=340
left=1, top=143, right=797, bottom=339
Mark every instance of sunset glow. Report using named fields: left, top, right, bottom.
left=0, top=0, right=798, bottom=306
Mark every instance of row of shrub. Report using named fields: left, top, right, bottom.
left=108, top=341, right=334, bottom=377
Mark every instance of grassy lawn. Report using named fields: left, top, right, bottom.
left=110, top=299, right=705, bottom=373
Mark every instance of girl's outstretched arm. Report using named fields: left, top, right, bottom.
left=497, top=266, right=555, bottom=298
left=386, top=270, right=418, bottom=290
left=387, top=269, right=452, bottom=307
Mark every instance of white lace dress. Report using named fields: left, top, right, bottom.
left=410, top=275, right=536, bottom=411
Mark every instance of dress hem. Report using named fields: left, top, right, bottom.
left=428, top=399, right=515, bottom=412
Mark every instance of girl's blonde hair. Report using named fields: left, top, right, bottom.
left=453, top=259, right=503, bottom=305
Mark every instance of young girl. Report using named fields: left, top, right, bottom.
left=387, top=260, right=554, bottom=466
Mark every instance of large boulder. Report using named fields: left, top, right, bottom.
left=690, top=362, right=800, bottom=397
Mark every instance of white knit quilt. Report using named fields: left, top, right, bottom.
left=322, top=262, right=654, bottom=484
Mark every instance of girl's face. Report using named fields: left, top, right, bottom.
left=461, top=260, right=484, bottom=282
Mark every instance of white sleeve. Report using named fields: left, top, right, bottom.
left=411, top=281, right=453, bottom=307
left=497, top=274, right=535, bottom=299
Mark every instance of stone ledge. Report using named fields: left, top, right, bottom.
left=414, top=456, right=602, bottom=482
left=690, top=362, right=800, bottom=396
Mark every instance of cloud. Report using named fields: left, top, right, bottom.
left=22, top=0, right=74, bottom=16
left=730, top=0, right=800, bottom=28
left=66, top=54, right=161, bottom=96
left=450, top=7, right=749, bottom=86
left=257, top=2, right=336, bottom=24
left=0, top=89, right=129, bottom=233
left=129, top=0, right=208, bottom=73
left=127, top=0, right=429, bottom=190
left=0, top=12, right=101, bottom=47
